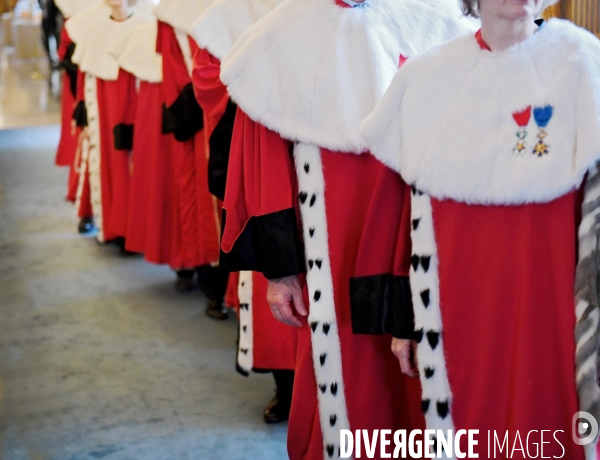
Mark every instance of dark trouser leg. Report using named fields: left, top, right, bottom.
left=264, top=370, right=294, bottom=423
left=174, top=269, right=195, bottom=292
left=199, top=266, right=229, bottom=320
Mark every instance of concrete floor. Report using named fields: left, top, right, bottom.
left=0, top=126, right=288, bottom=459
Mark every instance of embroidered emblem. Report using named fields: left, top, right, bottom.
left=532, top=106, right=553, bottom=157
left=512, top=106, right=531, bottom=155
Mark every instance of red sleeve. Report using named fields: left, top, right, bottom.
left=190, top=46, right=229, bottom=140
left=220, top=109, right=306, bottom=279
left=57, top=26, right=72, bottom=61
left=350, top=160, right=415, bottom=339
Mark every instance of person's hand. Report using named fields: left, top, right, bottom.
left=391, top=338, right=419, bottom=378
left=267, top=275, right=308, bottom=327
left=73, top=127, right=90, bottom=173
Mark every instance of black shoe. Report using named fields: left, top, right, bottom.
left=263, top=394, right=291, bottom=424
left=205, top=300, right=228, bottom=320
left=175, top=270, right=195, bottom=292
left=77, top=217, right=94, bottom=234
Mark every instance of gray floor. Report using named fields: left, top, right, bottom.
left=0, top=126, right=288, bottom=460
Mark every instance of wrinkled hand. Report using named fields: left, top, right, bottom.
left=267, top=275, right=308, bottom=327
left=391, top=338, right=419, bottom=378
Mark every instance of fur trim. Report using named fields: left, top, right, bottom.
left=221, top=0, right=476, bottom=153
left=64, top=2, right=110, bottom=44
left=188, top=0, right=283, bottom=61
left=79, top=75, right=105, bottom=242
left=153, top=0, right=212, bottom=34
left=410, top=188, right=455, bottom=456
left=237, top=271, right=254, bottom=373
left=575, top=163, right=600, bottom=460
left=294, top=143, right=351, bottom=460
left=109, top=19, right=162, bottom=83
left=133, top=0, right=159, bottom=16
left=70, top=10, right=153, bottom=80
left=362, top=19, right=600, bottom=205
left=55, top=0, right=99, bottom=19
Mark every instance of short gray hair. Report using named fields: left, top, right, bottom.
left=460, top=0, right=479, bottom=17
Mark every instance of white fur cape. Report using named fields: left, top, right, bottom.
left=109, top=18, right=162, bottom=83
left=69, top=10, right=153, bottom=80
left=153, top=0, right=213, bottom=34
left=220, top=0, right=477, bottom=154
left=361, top=19, right=600, bottom=205
left=188, top=0, right=284, bottom=61
left=55, top=0, right=100, bottom=19
left=64, top=1, right=110, bottom=44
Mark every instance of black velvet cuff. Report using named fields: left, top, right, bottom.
left=161, top=103, right=177, bottom=134
left=350, top=274, right=415, bottom=339
left=73, top=100, right=88, bottom=127
left=113, top=124, right=134, bottom=150
left=220, top=208, right=306, bottom=280
left=161, top=83, right=204, bottom=142
left=59, top=42, right=78, bottom=98
left=208, top=99, right=237, bottom=200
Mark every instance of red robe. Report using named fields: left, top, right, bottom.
left=222, top=111, right=424, bottom=458
left=82, top=69, right=137, bottom=242
left=56, top=26, right=78, bottom=169
left=155, top=21, right=219, bottom=268
left=191, top=46, right=293, bottom=372
left=125, top=81, right=177, bottom=264
left=360, top=21, right=600, bottom=460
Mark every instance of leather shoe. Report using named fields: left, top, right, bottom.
left=77, top=217, right=94, bottom=234
left=263, top=394, right=291, bottom=424
left=206, top=300, right=228, bottom=320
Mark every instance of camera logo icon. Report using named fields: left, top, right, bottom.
left=572, top=411, right=599, bottom=446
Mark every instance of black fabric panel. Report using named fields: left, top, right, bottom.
left=163, top=83, right=204, bottom=142
left=59, top=42, right=78, bottom=98
left=208, top=99, right=237, bottom=200
left=350, top=274, right=415, bottom=339
left=72, top=100, right=88, bottom=127
left=161, top=103, right=177, bottom=134
left=220, top=208, right=306, bottom=280
left=113, top=124, right=134, bottom=150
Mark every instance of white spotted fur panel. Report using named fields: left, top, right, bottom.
left=410, top=188, right=455, bottom=458
left=237, top=271, right=253, bottom=373
left=294, top=143, right=351, bottom=460
left=81, top=75, right=104, bottom=242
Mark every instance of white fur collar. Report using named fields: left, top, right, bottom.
left=220, top=0, right=476, bottom=153
left=70, top=10, right=154, bottom=80
left=153, top=0, right=212, bottom=34
left=109, top=18, right=162, bottom=83
left=55, top=0, right=100, bottom=19
left=188, top=0, right=284, bottom=61
left=362, top=19, right=600, bottom=205
left=65, top=1, right=110, bottom=43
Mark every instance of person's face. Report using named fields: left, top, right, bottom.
left=479, top=0, right=540, bottom=19
left=104, top=0, right=126, bottom=9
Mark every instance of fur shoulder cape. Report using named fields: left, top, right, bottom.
left=220, top=0, right=476, bottom=153
left=55, top=0, right=100, bottom=19
left=109, top=18, right=162, bottom=83
left=69, top=10, right=153, bottom=80
left=361, top=19, right=600, bottom=205
left=64, top=2, right=110, bottom=43
left=188, top=0, right=284, bottom=61
left=153, top=0, right=212, bottom=34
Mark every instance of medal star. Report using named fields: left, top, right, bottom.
left=516, top=141, right=526, bottom=152
left=533, top=141, right=548, bottom=157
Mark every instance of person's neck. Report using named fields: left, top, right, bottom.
left=111, top=4, right=130, bottom=21
left=480, top=13, right=535, bottom=51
